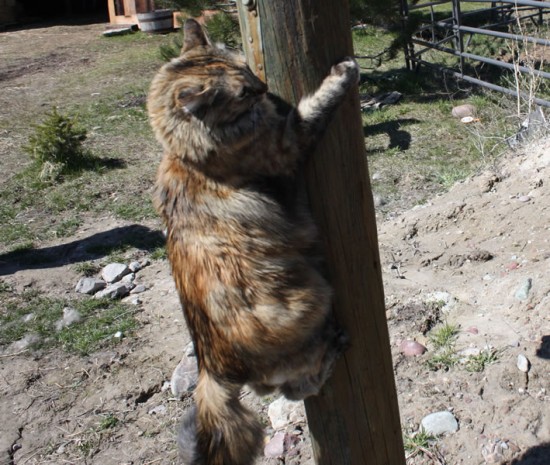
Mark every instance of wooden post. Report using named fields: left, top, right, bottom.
left=236, top=1, right=406, bottom=464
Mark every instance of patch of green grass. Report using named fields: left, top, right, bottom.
left=464, top=348, right=499, bottom=372
left=73, top=261, right=101, bottom=277
left=96, top=413, right=120, bottom=431
left=426, top=322, right=460, bottom=371
left=0, top=290, right=138, bottom=355
left=429, top=322, right=459, bottom=350
left=52, top=216, right=82, bottom=238
left=150, top=245, right=167, bottom=261
left=426, top=349, right=459, bottom=372
left=404, top=428, right=440, bottom=460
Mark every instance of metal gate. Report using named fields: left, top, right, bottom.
left=399, top=0, right=550, bottom=107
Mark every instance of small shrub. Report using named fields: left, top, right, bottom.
left=24, top=108, right=94, bottom=181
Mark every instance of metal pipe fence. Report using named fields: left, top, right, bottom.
left=400, top=0, right=550, bottom=107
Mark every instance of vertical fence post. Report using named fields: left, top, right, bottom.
left=236, top=1, right=405, bottom=464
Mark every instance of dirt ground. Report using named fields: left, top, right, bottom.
left=1, top=21, right=549, bottom=465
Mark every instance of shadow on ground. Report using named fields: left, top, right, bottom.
left=0, top=224, right=164, bottom=276
left=509, top=442, right=550, bottom=464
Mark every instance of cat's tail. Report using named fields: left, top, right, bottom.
left=178, top=370, right=263, bottom=465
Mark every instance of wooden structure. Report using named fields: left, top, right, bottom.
left=107, top=0, right=154, bottom=25
left=237, top=1, right=406, bottom=464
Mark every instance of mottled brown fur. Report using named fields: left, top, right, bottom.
left=148, top=19, right=359, bottom=465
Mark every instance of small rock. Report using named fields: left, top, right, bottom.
left=101, top=263, right=130, bottom=283
left=114, top=331, right=123, bottom=339
left=400, top=340, right=427, bottom=356
left=121, top=273, right=135, bottom=283
left=185, top=341, right=196, bottom=357
left=268, top=397, right=305, bottom=430
left=130, top=284, right=147, bottom=294
left=22, top=313, right=35, bottom=323
left=264, top=432, right=286, bottom=458
left=421, top=411, right=459, bottom=435
left=94, top=282, right=133, bottom=300
left=55, top=307, right=82, bottom=331
left=171, top=356, right=199, bottom=398
left=514, top=278, right=532, bottom=301
left=505, top=262, right=519, bottom=271
left=75, top=277, right=106, bottom=294
left=140, top=258, right=151, bottom=267
left=517, top=354, right=530, bottom=373
left=517, top=195, right=531, bottom=202
left=451, top=104, right=476, bottom=118
left=126, top=296, right=141, bottom=306
left=129, top=261, right=142, bottom=272
left=465, top=326, right=479, bottom=335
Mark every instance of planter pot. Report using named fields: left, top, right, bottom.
left=137, top=9, right=174, bottom=33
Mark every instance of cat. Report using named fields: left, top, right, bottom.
left=148, top=18, right=359, bottom=465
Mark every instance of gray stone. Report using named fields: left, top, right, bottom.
left=421, top=411, right=459, bottom=435
left=130, top=284, right=147, bottom=294
left=451, top=104, right=476, bottom=118
left=121, top=273, right=135, bottom=283
left=55, top=307, right=82, bottom=331
left=129, top=261, right=142, bottom=272
left=517, top=354, right=530, bottom=373
left=268, top=397, right=305, bottom=430
left=171, top=356, right=199, bottom=398
left=75, top=277, right=106, bottom=295
left=101, top=263, right=130, bottom=283
left=94, top=282, right=133, bottom=300
left=515, top=278, right=532, bottom=301
left=185, top=341, right=196, bottom=357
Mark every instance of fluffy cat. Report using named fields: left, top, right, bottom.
left=148, top=19, right=359, bottom=465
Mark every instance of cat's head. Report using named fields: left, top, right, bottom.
left=148, top=19, right=268, bottom=154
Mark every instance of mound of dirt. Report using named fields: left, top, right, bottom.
left=380, top=138, right=550, bottom=464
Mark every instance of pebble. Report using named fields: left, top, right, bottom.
left=517, top=195, right=531, bottom=202
left=55, top=307, right=82, bottom=331
left=75, top=277, right=106, bottom=294
left=129, top=261, right=142, bottom=272
left=101, top=263, right=130, bottom=283
left=268, top=397, right=305, bottom=430
left=517, top=354, right=530, bottom=373
left=264, top=432, right=286, bottom=458
left=185, top=341, right=196, bottom=357
left=121, top=273, right=135, bottom=283
left=451, top=104, right=476, bottom=118
left=465, top=326, right=479, bottom=334
left=400, top=340, right=427, bottom=356
left=514, top=278, right=533, bottom=301
left=94, top=282, right=133, bottom=300
left=420, top=411, right=459, bottom=435
left=130, top=284, right=147, bottom=294
left=171, top=356, right=199, bottom=398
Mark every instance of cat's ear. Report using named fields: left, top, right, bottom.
left=181, top=19, right=209, bottom=54
left=177, top=88, right=216, bottom=118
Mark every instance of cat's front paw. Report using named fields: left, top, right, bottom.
left=330, top=57, right=360, bottom=85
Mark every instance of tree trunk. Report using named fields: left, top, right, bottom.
left=237, top=1, right=406, bottom=464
